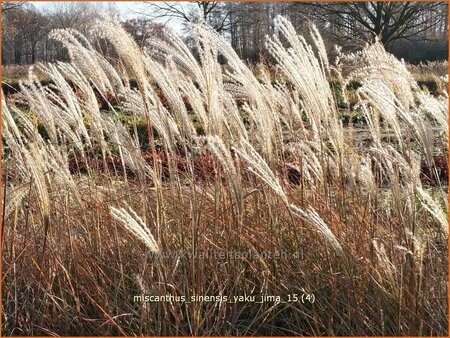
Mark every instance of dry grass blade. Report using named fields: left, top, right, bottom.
left=289, top=204, right=350, bottom=274
left=233, top=139, right=288, bottom=205
left=416, top=187, right=448, bottom=237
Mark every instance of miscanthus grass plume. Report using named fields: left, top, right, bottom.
left=1, top=15, right=447, bottom=336
left=110, top=206, right=159, bottom=253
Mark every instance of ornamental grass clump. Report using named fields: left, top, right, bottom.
left=1, top=15, right=447, bottom=336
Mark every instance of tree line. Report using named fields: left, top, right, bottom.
left=2, top=1, right=448, bottom=66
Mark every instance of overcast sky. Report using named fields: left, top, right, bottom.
left=29, top=1, right=186, bottom=33
left=30, top=1, right=139, bottom=19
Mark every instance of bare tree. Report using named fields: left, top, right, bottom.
left=134, top=1, right=234, bottom=32
left=47, top=2, right=100, bottom=30
left=1, top=1, right=25, bottom=13
left=2, top=4, right=48, bottom=64
left=123, top=18, right=166, bottom=50
left=43, top=3, right=118, bottom=61
left=293, top=2, right=448, bottom=48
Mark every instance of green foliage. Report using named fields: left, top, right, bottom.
left=340, top=110, right=365, bottom=125
left=417, top=76, right=442, bottom=96
left=37, top=123, right=49, bottom=140
left=329, top=78, right=346, bottom=109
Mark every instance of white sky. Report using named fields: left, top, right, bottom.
left=30, top=1, right=139, bottom=19
left=29, top=1, right=186, bottom=33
